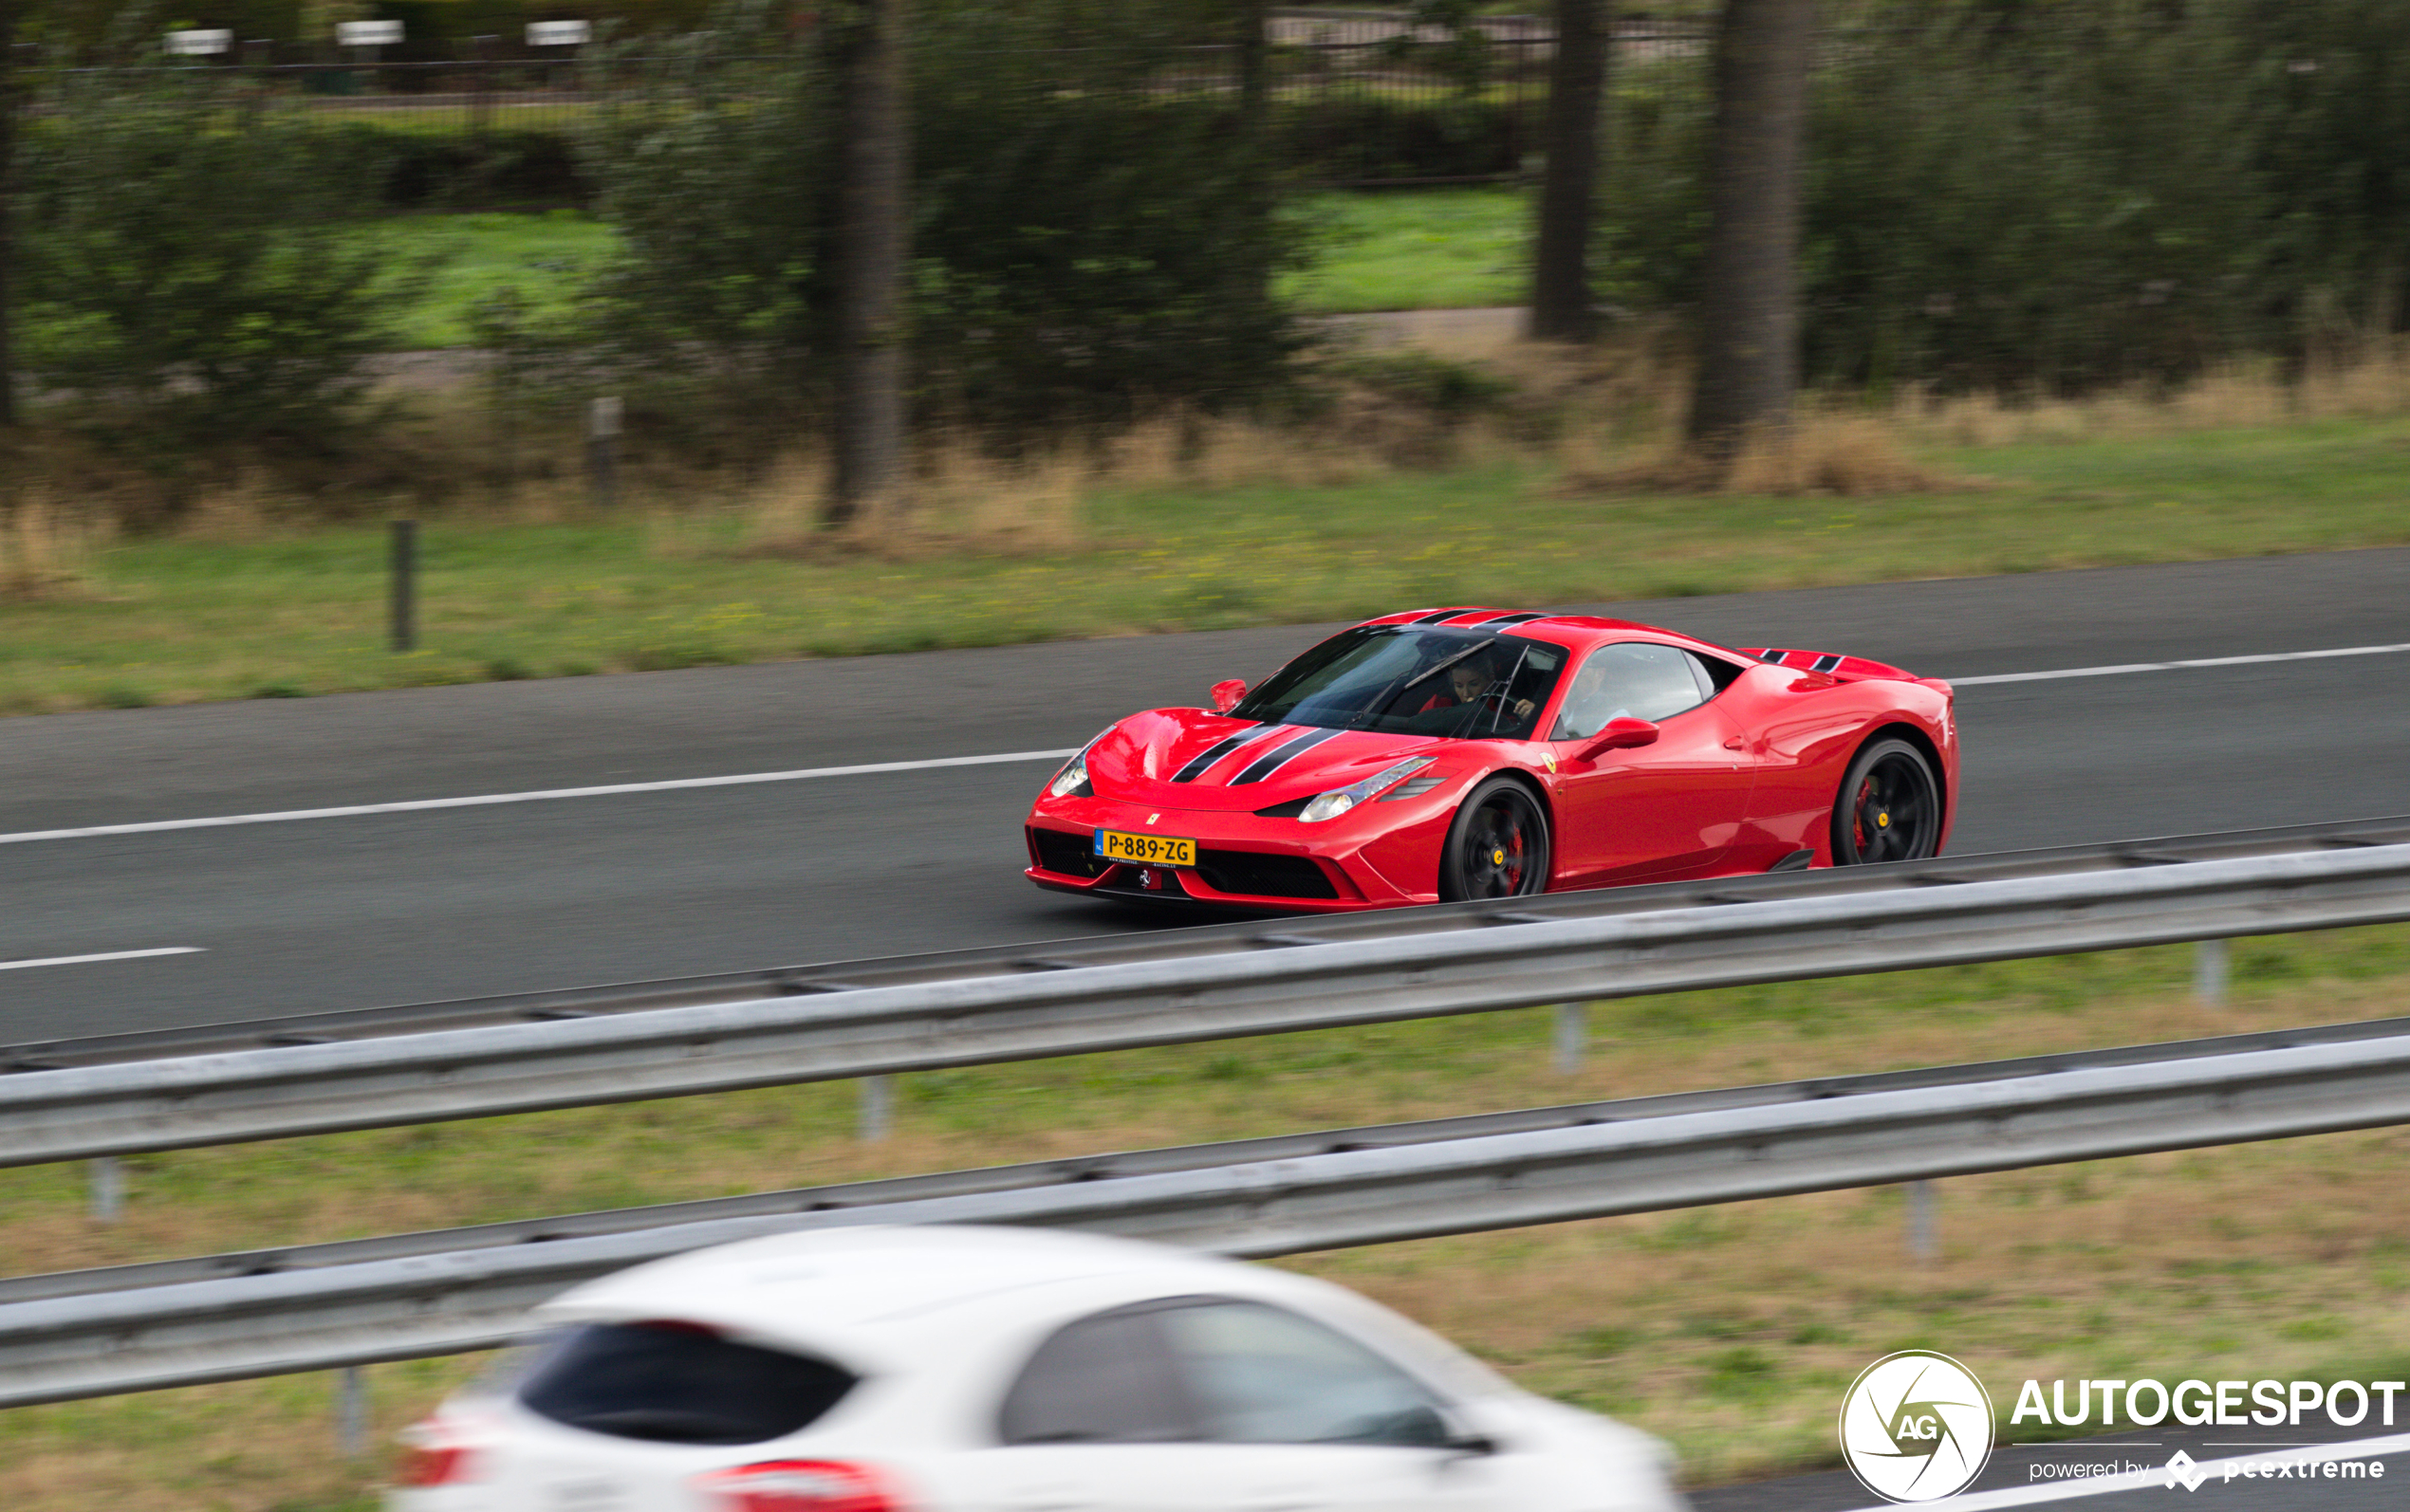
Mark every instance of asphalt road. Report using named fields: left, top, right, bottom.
left=1, top=547, right=2405, bottom=1042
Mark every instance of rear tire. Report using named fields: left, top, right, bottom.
left=1438, top=777, right=1553, bottom=901
left=1829, top=737, right=1942, bottom=865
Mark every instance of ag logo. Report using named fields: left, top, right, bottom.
left=1839, top=1351, right=1994, bottom=1503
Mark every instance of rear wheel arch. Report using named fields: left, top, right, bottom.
left=1830, top=728, right=1945, bottom=865
left=1849, top=721, right=1949, bottom=833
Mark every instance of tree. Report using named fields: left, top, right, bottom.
left=1528, top=0, right=1608, bottom=342
left=1686, top=0, right=1814, bottom=459
left=825, top=0, right=909, bottom=527
left=0, top=0, right=19, bottom=427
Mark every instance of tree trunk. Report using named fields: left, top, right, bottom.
left=1237, top=0, right=1269, bottom=128
left=1528, top=0, right=1608, bottom=342
left=0, top=0, right=19, bottom=428
left=825, top=0, right=910, bottom=528
left=1686, top=0, right=1814, bottom=460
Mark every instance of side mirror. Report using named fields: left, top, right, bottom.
left=1576, top=717, right=1659, bottom=761
left=1209, top=678, right=1248, bottom=714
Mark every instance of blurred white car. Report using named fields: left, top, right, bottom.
left=389, top=1225, right=1683, bottom=1512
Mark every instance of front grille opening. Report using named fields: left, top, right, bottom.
left=1029, top=826, right=1107, bottom=878
left=1195, top=849, right=1339, bottom=900
left=520, top=1321, right=857, bottom=1446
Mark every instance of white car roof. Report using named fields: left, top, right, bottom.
left=533, top=1225, right=1508, bottom=1398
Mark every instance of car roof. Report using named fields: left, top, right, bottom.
left=534, top=1225, right=1516, bottom=1403
left=1355, top=607, right=1731, bottom=657
left=537, top=1225, right=1274, bottom=1344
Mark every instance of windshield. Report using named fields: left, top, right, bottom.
left=1233, top=627, right=1566, bottom=740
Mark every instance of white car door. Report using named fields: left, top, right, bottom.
left=942, top=1298, right=1515, bottom=1512
left=1152, top=1299, right=1517, bottom=1512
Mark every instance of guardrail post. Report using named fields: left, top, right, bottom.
left=388, top=520, right=417, bottom=654
left=587, top=396, right=621, bottom=510
left=1551, top=1003, right=1585, bottom=1074
left=87, top=1157, right=123, bottom=1224
left=1906, top=1178, right=1937, bottom=1263
left=2195, top=938, right=2229, bottom=1006
left=337, top=1365, right=368, bottom=1457
left=858, top=1076, right=892, bottom=1143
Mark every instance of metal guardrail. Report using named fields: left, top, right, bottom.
left=12, top=1007, right=2407, bottom=1306
left=7, top=1024, right=2410, bottom=1407
left=4, top=821, right=2409, bottom=1171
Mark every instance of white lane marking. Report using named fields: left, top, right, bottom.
left=0, top=947, right=205, bottom=971
left=1953, top=640, right=2410, bottom=686
left=1, top=638, right=2402, bottom=848
left=0, top=749, right=1080, bottom=847
left=1833, top=1429, right=2410, bottom=1509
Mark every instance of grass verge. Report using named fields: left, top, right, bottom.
left=5, top=401, right=2409, bottom=713
left=2, top=925, right=2407, bottom=1506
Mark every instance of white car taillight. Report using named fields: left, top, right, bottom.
left=394, top=1419, right=481, bottom=1487
left=696, top=1460, right=899, bottom=1512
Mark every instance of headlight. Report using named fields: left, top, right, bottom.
left=1047, top=735, right=1105, bottom=799
left=1298, top=756, right=1434, bottom=823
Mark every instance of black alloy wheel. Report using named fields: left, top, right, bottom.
left=1439, top=777, right=1553, bottom=901
left=1830, top=737, right=1942, bottom=865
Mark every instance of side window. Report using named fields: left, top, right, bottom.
left=998, top=1307, right=1197, bottom=1445
left=1550, top=642, right=1707, bottom=740
left=1157, top=1300, right=1451, bottom=1448
left=1691, top=652, right=1747, bottom=696
left=518, top=1322, right=858, bottom=1447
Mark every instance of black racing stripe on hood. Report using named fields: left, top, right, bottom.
left=1474, top=611, right=1547, bottom=626
left=1170, top=728, right=1260, bottom=784
left=1411, top=608, right=1474, bottom=624
left=1811, top=653, right=1844, bottom=673
left=1231, top=727, right=1344, bottom=784
left=1759, top=649, right=1789, bottom=663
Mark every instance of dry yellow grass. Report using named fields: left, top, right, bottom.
left=0, top=488, right=109, bottom=601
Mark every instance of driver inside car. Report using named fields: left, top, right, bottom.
left=1417, top=651, right=1536, bottom=721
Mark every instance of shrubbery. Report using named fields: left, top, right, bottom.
left=1598, top=0, right=2410, bottom=394
left=565, top=0, right=1311, bottom=442
left=15, top=69, right=439, bottom=452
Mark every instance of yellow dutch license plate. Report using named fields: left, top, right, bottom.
left=1095, top=829, right=1197, bottom=867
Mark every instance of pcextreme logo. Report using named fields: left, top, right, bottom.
left=1839, top=1351, right=1996, bottom=1503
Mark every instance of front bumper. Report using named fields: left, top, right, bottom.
left=1024, top=794, right=1449, bottom=913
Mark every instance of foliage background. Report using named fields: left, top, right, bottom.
left=1599, top=0, right=2410, bottom=393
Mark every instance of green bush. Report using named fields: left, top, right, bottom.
left=567, top=0, right=1311, bottom=442
left=1595, top=0, right=2410, bottom=394
left=16, top=68, right=442, bottom=452
left=1274, top=96, right=1532, bottom=184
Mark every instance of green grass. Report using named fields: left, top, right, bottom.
left=356, top=210, right=613, bottom=348
left=3, top=926, right=2406, bottom=1508
left=1280, top=188, right=1529, bottom=312
left=9, top=413, right=2409, bottom=714
left=354, top=188, right=1531, bottom=347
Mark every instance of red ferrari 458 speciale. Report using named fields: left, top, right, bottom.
left=1024, top=607, right=1958, bottom=912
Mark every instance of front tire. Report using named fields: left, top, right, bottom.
left=1439, top=777, right=1552, bottom=901
left=1830, top=737, right=1942, bottom=865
